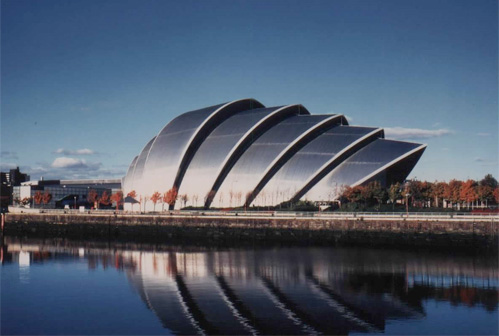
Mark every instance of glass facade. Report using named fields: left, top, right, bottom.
left=13, top=184, right=116, bottom=209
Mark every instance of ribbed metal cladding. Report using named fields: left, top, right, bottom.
left=123, top=99, right=425, bottom=210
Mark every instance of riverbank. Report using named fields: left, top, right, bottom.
left=3, top=212, right=498, bottom=252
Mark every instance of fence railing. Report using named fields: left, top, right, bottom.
left=8, top=206, right=499, bottom=221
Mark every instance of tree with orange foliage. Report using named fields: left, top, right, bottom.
left=493, top=187, right=499, bottom=204
left=163, top=187, right=178, bottom=210
left=460, top=179, right=477, bottom=209
left=20, top=197, right=32, bottom=207
left=476, top=185, right=493, bottom=207
left=150, top=191, right=161, bottom=212
left=161, top=192, right=168, bottom=211
left=110, top=191, right=123, bottom=211
left=126, top=190, right=138, bottom=212
left=42, top=191, right=52, bottom=208
left=444, top=179, right=462, bottom=208
left=419, top=181, right=433, bottom=207
left=100, top=191, right=111, bottom=207
left=34, top=191, right=43, bottom=208
left=88, top=189, right=99, bottom=209
left=431, top=182, right=447, bottom=208
left=343, top=185, right=365, bottom=204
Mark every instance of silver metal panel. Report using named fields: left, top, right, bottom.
left=122, top=155, right=138, bottom=195
left=178, top=107, right=286, bottom=207
left=123, top=99, right=426, bottom=210
left=253, top=126, right=378, bottom=206
left=140, top=104, right=225, bottom=197
left=139, top=99, right=264, bottom=202
left=304, top=139, right=424, bottom=201
left=126, top=137, right=156, bottom=196
left=213, top=115, right=337, bottom=207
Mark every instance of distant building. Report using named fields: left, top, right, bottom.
left=123, top=99, right=426, bottom=210
left=13, top=179, right=121, bottom=209
left=1, top=167, right=30, bottom=208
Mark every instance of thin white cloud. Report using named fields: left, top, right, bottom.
left=52, top=157, right=87, bottom=168
left=0, top=162, right=18, bottom=170
left=384, top=127, right=453, bottom=140
left=0, top=151, right=19, bottom=160
left=18, top=162, right=122, bottom=181
left=474, top=157, right=498, bottom=167
left=53, top=148, right=96, bottom=155
left=476, top=133, right=491, bottom=137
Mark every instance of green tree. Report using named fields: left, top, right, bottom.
left=480, top=174, right=498, bottom=188
left=388, top=183, right=402, bottom=209
left=366, top=181, right=387, bottom=209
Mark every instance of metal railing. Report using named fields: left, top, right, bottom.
left=8, top=206, right=498, bottom=221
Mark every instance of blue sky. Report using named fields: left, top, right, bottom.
left=1, top=0, right=497, bottom=182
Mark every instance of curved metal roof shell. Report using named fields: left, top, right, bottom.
left=178, top=105, right=310, bottom=207
left=250, top=126, right=383, bottom=207
left=303, top=139, right=427, bottom=202
left=128, top=136, right=156, bottom=196
left=123, top=99, right=425, bottom=209
left=140, top=99, right=264, bottom=199
left=214, top=114, right=347, bottom=208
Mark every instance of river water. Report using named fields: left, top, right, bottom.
left=1, top=236, right=497, bottom=335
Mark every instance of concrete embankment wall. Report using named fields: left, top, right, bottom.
left=3, top=213, right=498, bottom=251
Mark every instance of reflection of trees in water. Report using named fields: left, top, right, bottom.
left=410, top=285, right=498, bottom=312
left=3, top=237, right=498, bottom=335
left=344, top=273, right=426, bottom=312
left=336, top=272, right=498, bottom=312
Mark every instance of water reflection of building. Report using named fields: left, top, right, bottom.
left=122, top=249, right=498, bottom=335
left=2, top=240, right=498, bottom=335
